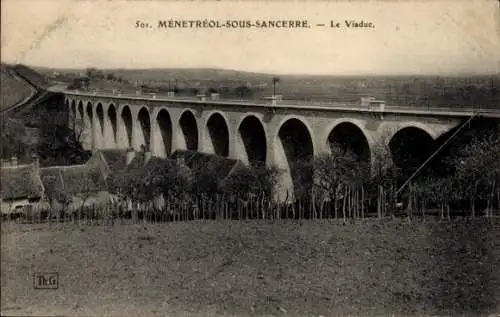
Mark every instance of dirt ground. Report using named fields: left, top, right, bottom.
left=2, top=219, right=499, bottom=317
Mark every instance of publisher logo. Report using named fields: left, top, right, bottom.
left=33, top=272, right=59, bottom=289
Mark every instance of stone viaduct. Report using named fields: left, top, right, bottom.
left=61, top=90, right=498, bottom=198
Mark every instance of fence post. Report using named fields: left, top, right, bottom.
left=213, top=195, right=217, bottom=221
left=361, top=185, right=365, bottom=219
left=376, top=186, right=380, bottom=219
left=238, top=195, right=242, bottom=221
left=274, top=193, right=279, bottom=222
left=342, top=187, right=347, bottom=221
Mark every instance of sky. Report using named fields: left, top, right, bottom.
left=1, top=0, right=499, bottom=75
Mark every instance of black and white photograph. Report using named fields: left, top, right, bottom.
left=1, top=1, right=499, bottom=316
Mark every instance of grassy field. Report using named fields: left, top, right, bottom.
left=2, top=219, right=499, bottom=317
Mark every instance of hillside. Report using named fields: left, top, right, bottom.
left=0, top=64, right=76, bottom=164
left=0, top=64, right=36, bottom=111
left=12, top=64, right=50, bottom=90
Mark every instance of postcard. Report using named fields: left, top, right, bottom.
left=1, top=1, right=499, bottom=316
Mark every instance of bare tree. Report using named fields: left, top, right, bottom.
left=368, top=138, right=401, bottom=217
left=69, top=117, right=87, bottom=146
left=312, top=145, right=369, bottom=219
left=453, top=132, right=500, bottom=217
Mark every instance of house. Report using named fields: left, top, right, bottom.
left=0, top=156, right=45, bottom=214
left=40, top=163, right=109, bottom=211
left=38, top=148, right=252, bottom=212
left=361, top=96, right=385, bottom=111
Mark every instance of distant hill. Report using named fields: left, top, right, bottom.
left=32, top=66, right=500, bottom=107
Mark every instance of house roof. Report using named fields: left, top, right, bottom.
left=125, top=152, right=146, bottom=171
left=0, top=164, right=44, bottom=200
left=40, top=164, right=107, bottom=196
left=98, top=149, right=129, bottom=173
left=123, top=154, right=182, bottom=177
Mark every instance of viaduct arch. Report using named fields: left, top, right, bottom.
left=274, top=116, right=315, bottom=199
left=205, top=112, right=230, bottom=157
left=106, top=104, right=118, bottom=148
left=85, top=102, right=94, bottom=149
left=237, top=115, right=267, bottom=166
left=136, top=107, right=151, bottom=150
left=70, top=100, right=76, bottom=127
left=119, top=105, right=133, bottom=149
left=178, top=110, right=198, bottom=151
left=95, top=103, right=105, bottom=149
left=389, top=126, right=436, bottom=178
left=153, top=109, right=173, bottom=158
left=327, top=121, right=371, bottom=163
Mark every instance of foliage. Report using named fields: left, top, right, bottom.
left=454, top=132, right=500, bottom=195
left=85, top=68, right=104, bottom=79
left=107, top=159, right=191, bottom=203
left=220, top=163, right=281, bottom=198
left=0, top=120, right=32, bottom=160
left=189, top=161, right=220, bottom=197
left=67, top=77, right=89, bottom=90
left=411, top=131, right=500, bottom=215
left=51, top=189, right=73, bottom=212
left=234, top=85, right=253, bottom=98
left=313, top=148, right=369, bottom=198
left=37, top=109, right=90, bottom=166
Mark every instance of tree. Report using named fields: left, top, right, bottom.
left=368, top=139, right=401, bottom=215
left=220, top=164, right=280, bottom=198
left=234, top=85, right=253, bottom=98
left=453, top=132, right=500, bottom=216
left=50, top=189, right=73, bottom=218
left=207, top=87, right=218, bottom=94
left=85, top=67, right=103, bottom=79
left=312, top=146, right=369, bottom=217
left=189, top=161, right=220, bottom=198
left=0, top=120, right=30, bottom=160
left=409, top=129, right=500, bottom=217
left=37, top=108, right=90, bottom=166
left=107, top=159, right=189, bottom=203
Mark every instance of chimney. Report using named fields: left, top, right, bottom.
left=175, top=154, right=191, bottom=179
left=0, top=159, right=9, bottom=168
left=126, top=148, right=136, bottom=166
left=32, top=154, right=40, bottom=170
left=176, top=154, right=186, bottom=169
left=144, top=151, right=152, bottom=166
left=10, top=156, right=18, bottom=167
